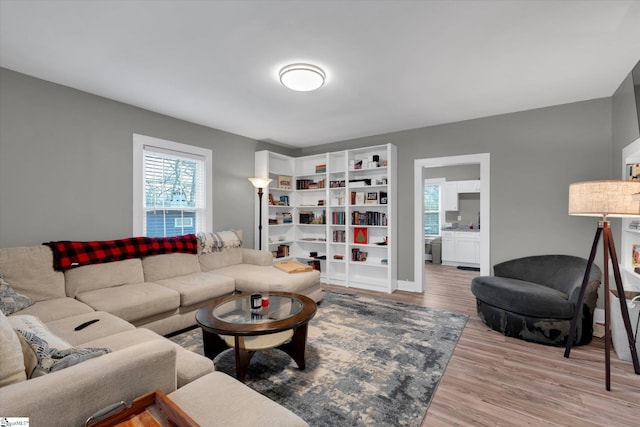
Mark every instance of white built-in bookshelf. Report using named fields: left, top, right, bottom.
left=621, top=136, right=640, bottom=289
left=254, top=144, right=397, bottom=293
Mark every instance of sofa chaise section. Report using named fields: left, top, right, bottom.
left=0, top=337, right=178, bottom=427
left=200, top=248, right=323, bottom=303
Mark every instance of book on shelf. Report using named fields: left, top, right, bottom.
left=351, top=248, right=368, bottom=262
left=315, top=164, right=326, bottom=173
left=351, top=211, right=387, bottom=226
left=353, top=227, right=368, bottom=244
left=296, top=179, right=325, bottom=190
left=332, top=229, right=346, bottom=242
left=276, top=244, right=289, bottom=258
left=275, top=212, right=292, bottom=224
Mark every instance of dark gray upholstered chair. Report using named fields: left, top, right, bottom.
left=470, top=255, right=602, bottom=346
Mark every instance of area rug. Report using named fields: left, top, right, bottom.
left=170, top=291, right=467, bottom=426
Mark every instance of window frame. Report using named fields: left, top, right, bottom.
left=423, top=178, right=444, bottom=237
left=133, top=133, right=213, bottom=236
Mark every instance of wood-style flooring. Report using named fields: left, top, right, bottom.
left=322, top=263, right=639, bottom=427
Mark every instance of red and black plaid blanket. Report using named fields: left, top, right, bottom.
left=44, top=234, right=198, bottom=270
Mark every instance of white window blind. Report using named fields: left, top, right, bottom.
left=424, top=183, right=441, bottom=236
left=133, top=134, right=212, bottom=237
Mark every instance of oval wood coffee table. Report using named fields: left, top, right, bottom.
left=195, top=292, right=317, bottom=382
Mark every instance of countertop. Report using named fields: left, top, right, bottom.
left=441, top=227, right=480, bottom=232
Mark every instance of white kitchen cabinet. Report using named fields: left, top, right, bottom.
left=457, top=180, right=481, bottom=193
left=443, top=182, right=459, bottom=211
left=443, top=180, right=480, bottom=211
left=441, top=231, right=455, bottom=262
left=441, top=231, right=480, bottom=266
left=455, top=232, right=480, bottom=264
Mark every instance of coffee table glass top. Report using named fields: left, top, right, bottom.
left=213, top=294, right=303, bottom=325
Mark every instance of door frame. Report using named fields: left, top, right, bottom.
left=413, top=153, right=490, bottom=292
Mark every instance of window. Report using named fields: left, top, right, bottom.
left=133, top=134, right=212, bottom=237
left=424, top=182, right=441, bottom=236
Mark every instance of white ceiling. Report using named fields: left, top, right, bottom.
left=1, top=1, right=639, bottom=148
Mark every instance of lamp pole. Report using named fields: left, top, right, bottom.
left=248, top=177, right=273, bottom=251
left=257, top=186, right=264, bottom=250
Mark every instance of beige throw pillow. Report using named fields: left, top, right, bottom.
left=0, top=311, right=27, bottom=386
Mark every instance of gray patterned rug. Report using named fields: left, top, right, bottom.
left=170, top=291, right=467, bottom=426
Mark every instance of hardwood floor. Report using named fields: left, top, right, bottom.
left=323, top=263, right=639, bottom=427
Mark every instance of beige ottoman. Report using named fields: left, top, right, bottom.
left=167, top=371, right=308, bottom=427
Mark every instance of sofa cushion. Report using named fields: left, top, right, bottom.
left=168, top=372, right=309, bottom=427
left=14, top=297, right=95, bottom=323
left=0, top=311, right=26, bottom=386
left=17, top=328, right=110, bottom=377
left=199, top=248, right=245, bottom=271
left=471, top=276, right=574, bottom=319
left=9, top=315, right=72, bottom=350
left=142, top=253, right=200, bottom=282
left=76, top=283, right=180, bottom=323
left=0, top=245, right=66, bottom=301
left=0, top=275, right=35, bottom=315
left=156, top=271, right=235, bottom=306
left=45, top=311, right=135, bottom=347
left=214, top=264, right=320, bottom=294
left=81, top=328, right=213, bottom=388
left=64, top=258, right=145, bottom=298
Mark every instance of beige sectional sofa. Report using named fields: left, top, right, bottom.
left=0, top=234, right=319, bottom=426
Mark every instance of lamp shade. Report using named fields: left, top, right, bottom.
left=248, top=177, right=273, bottom=189
left=568, top=180, right=640, bottom=218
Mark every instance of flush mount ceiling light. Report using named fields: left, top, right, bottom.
left=279, top=63, right=326, bottom=92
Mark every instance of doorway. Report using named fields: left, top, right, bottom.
left=413, top=153, right=490, bottom=293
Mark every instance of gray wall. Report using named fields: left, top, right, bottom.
left=2, top=66, right=632, bottom=288
left=0, top=68, right=286, bottom=248
left=299, top=99, right=612, bottom=282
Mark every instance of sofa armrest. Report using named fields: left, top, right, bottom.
left=0, top=340, right=177, bottom=427
left=242, top=248, right=274, bottom=266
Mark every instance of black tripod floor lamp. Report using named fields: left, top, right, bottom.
left=565, top=180, right=640, bottom=390
left=249, top=177, right=273, bottom=250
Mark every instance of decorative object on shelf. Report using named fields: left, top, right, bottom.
left=626, top=163, right=640, bottom=180
left=248, top=177, right=273, bottom=250
left=315, top=164, right=326, bottom=173
left=565, top=180, right=640, bottom=390
left=353, top=227, right=368, bottom=244
left=278, top=175, right=291, bottom=189
left=279, top=63, right=326, bottom=92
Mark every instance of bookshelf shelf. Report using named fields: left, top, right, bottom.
left=255, top=144, right=397, bottom=293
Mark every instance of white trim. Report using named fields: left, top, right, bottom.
left=133, top=133, right=213, bottom=236
left=414, top=153, right=490, bottom=293
left=397, top=279, right=416, bottom=292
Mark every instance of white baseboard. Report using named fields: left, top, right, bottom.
left=594, top=308, right=605, bottom=324
left=397, top=280, right=420, bottom=293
